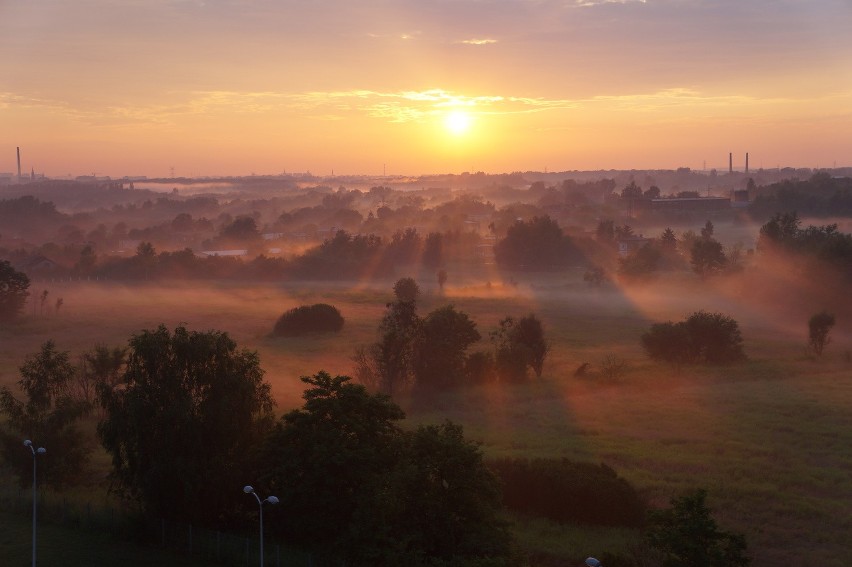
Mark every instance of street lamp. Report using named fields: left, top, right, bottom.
left=585, top=557, right=602, bottom=567
left=243, top=485, right=279, bottom=567
left=24, top=440, right=46, bottom=567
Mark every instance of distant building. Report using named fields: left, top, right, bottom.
left=731, top=190, right=750, bottom=208
left=636, top=197, right=731, bottom=214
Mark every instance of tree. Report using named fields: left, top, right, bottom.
left=220, top=216, right=260, bottom=242
left=700, top=220, right=715, bottom=240
left=97, top=325, right=275, bottom=524
left=618, top=241, right=661, bottom=280
left=437, top=268, right=448, bottom=291
left=808, top=311, right=835, bottom=357
left=74, top=344, right=126, bottom=412
left=0, top=341, right=90, bottom=487
left=256, top=372, right=406, bottom=560
left=690, top=238, right=727, bottom=277
left=494, top=215, right=579, bottom=270
left=423, top=232, right=444, bottom=270
left=492, top=314, right=548, bottom=380
left=660, top=227, right=677, bottom=250
left=644, top=488, right=750, bottom=566
left=583, top=266, right=607, bottom=287
left=393, top=276, right=420, bottom=302
left=0, top=259, right=30, bottom=322
left=596, top=220, right=615, bottom=243
left=256, top=373, right=510, bottom=565
left=355, top=280, right=422, bottom=396
left=642, top=311, right=746, bottom=366
left=413, top=305, right=481, bottom=390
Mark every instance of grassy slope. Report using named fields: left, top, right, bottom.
left=1, top=270, right=850, bottom=566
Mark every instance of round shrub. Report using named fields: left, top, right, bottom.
left=273, top=304, right=344, bottom=337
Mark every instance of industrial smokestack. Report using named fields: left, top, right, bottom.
left=16, top=147, right=21, bottom=181
left=729, top=152, right=732, bottom=174
left=745, top=152, right=749, bottom=174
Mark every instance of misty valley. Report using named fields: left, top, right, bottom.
left=1, top=171, right=851, bottom=566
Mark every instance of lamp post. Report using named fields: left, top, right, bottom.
left=243, top=485, right=279, bottom=567
left=24, top=440, right=46, bottom=567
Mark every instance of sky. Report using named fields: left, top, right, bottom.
left=2, top=0, right=852, bottom=178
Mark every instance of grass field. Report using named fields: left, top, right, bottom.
left=1, top=268, right=851, bottom=566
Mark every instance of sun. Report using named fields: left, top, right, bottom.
left=444, top=110, right=472, bottom=136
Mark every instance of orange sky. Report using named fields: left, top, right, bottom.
left=2, top=0, right=851, bottom=178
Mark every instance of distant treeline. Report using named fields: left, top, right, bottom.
left=749, top=172, right=852, bottom=218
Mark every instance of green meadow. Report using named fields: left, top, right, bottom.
left=1, top=269, right=850, bottom=566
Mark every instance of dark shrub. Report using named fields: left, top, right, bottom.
left=488, top=457, right=645, bottom=527
left=642, top=310, right=746, bottom=365
left=273, top=304, right=344, bottom=337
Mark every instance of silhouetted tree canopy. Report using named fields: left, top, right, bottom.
left=256, top=372, right=511, bottom=565
left=644, top=488, right=750, bottom=566
left=98, top=325, right=275, bottom=525
left=494, top=215, right=582, bottom=270
left=273, top=303, right=344, bottom=337
left=0, top=259, right=30, bottom=322
left=642, top=311, right=746, bottom=366
left=0, top=341, right=90, bottom=488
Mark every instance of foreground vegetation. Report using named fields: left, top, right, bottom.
left=1, top=267, right=850, bottom=565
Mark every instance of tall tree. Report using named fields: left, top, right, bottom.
left=492, top=314, right=548, bottom=380
left=97, top=325, right=275, bottom=524
left=808, top=311, right=835, bottom=357
left=0, top=259, right=30, bottom=322
left=413, top=305, right=481, bottom=390
left=0, top=341, right=90, bottom=487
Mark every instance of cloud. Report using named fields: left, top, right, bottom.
left=459, top=38, right=498, bottom=45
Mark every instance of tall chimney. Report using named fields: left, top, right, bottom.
left=745, top=152, right=749, bottom=174
left=16, top=147, right=22, bottom=182
left=729, top=152, right=732, bottom=174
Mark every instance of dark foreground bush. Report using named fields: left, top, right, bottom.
left=273, top=304, right=344, bottom=337
left=487, top=457, right=645, bottom=527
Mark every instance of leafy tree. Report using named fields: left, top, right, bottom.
left=423, top=232, right=444, bottom=270
left=413, top=305, right=481, bottom=390
left=614, top=224, right=635, bottom=240
left=492, top=314, right=548, bottom=380
left=660, top=227, right=677, bottom=250
left=437, top=268, right=448, bottom=291
left=642, top=311, right=746, bottom=366
left=700, top=220, right=715, bottom=240
left=391, top=422, right=511, bottom=562
left=494, top=215, right=580, bottom=270
left=618, top=241, right=661, bottom=280
left=0, top=259, right=30, bottom=322
left=97, top=325, right=275, bottom=524
left=74, top=344, right=126, bottom=410
left=220, top=216, right=260, bottom=242
left=644, top=185, right=661, bottom=199
left=393, top=276, right=420, bottom=302
left=272, top=303, right=344, bottom=337
left=808, top=311, right=835, bottom=357
left=76, top=244, right=97, bottom=275
left=355, top=279, right=422, bottom=396
left=257, top=373, right=510, bottom=565
left=0, top=341, right=90, bottom=487
left=644, top=489, right=750, bottom=566
left=690, top=238, right=727, bottom=277
left=256, top=371, right=405, bottom=559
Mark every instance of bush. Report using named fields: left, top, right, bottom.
left=641, top=310, right=746, bottom=365
left=273, top=304, right=344, bottom=337
left=487, top=457, right=645, bottom=527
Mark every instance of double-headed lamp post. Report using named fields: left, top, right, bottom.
left=24, top=440, right=46, bottom=567
left=243, top=485, right=279, bottom=567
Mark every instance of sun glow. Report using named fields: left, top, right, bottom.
left=444, top=110, right=472, bottom=135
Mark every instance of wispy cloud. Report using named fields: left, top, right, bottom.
left=459, top=38, right=498, bottom=45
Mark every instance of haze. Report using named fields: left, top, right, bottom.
left=3, top=0, right=852, bottom=178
